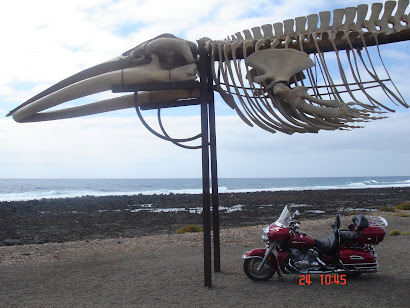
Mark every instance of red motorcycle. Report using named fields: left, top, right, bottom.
left=242, top=205, right=388, bottom=281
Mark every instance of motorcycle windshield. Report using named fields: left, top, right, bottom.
left=274, top=205, right=292, bottom=227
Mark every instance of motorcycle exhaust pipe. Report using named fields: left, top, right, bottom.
left=316, top=257, right=333, bottom=271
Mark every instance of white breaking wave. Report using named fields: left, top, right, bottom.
left=0, top=188, right=205, bottom=202
left=1, top=177, right=409, bottom=202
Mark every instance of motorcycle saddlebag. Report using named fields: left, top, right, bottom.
left=339, top=249, right=378, bottom=272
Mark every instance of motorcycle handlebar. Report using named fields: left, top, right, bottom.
left=289, top=220, right=299, bottom=231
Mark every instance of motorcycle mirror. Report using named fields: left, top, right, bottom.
left=292, top=210, right=300, bottom=218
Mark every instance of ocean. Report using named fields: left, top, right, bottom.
left=0, top=176, right=409, bottom=202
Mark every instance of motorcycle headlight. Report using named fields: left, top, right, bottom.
left=262, top=227, right=269, bottom=242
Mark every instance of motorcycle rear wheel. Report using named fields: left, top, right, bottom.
left=243, top=257, right=275, bottom=281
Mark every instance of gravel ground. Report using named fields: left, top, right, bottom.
left=0, top=211, right=409, bottom=308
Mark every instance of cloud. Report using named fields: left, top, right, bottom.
left=0, top=115, right=203, bottom=178
left=214, top=110, right=410, bottom=177
left=1, top=108, right=408, bottom=178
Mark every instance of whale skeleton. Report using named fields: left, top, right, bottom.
left=7, top=0, right=410, bottom=135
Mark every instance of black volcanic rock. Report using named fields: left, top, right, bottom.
left=1, top=187, right=409, bottom=245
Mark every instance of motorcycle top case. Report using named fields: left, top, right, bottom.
left=356, top=226, right=386, bottom=244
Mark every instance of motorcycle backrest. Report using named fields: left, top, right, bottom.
left=331, top=214, right=341, bottom=232
left=353, top=214, right=369, bottom=231
left=336, top=214, right=341, bottom=230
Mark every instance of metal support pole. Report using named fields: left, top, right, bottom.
left=207, top=58, right=220, bottom=273
left=199, top=47, right=212, bottom=287
left=129, top=48, right=219, bottom=287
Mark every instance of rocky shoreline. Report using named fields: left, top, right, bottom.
left=1, top=187, right=409, bottom=245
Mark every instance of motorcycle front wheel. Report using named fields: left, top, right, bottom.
left=243, top=257, right=275, bottom=281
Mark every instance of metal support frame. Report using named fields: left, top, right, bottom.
left=120, top=47, right=220, bottom=287
left=207, top=55, right=220, bottom=274
left=198, top=47, right=220, bottom=286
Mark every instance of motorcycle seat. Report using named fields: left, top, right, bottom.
left=314, top=233, right=338, bottom=254
left=340, top=230, right=357, bottom=242
left=314, top=214, right=341, bottom=254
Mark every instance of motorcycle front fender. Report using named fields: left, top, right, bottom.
left=242, top=248, right=279, bottom=271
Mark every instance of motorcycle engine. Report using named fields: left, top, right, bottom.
left=289, top=248, right=320, bottom=273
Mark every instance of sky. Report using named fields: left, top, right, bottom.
left=0, top=0, right=409, bottom=179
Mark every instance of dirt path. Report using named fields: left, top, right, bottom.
left=0, top=213, right=408, bottom=307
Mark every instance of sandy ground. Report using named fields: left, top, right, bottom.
left=0, top=211, right=409, bottom=308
